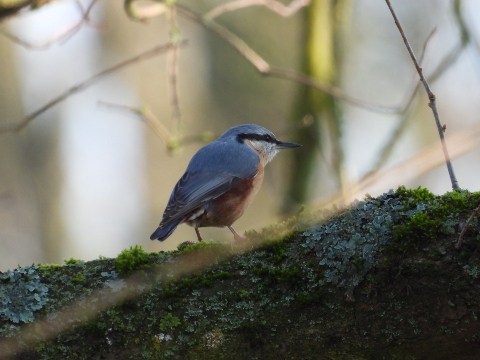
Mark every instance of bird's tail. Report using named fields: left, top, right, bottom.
left=150, top=220, right=180, bottom=241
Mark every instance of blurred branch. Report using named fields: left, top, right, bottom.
left=124, top=0, right=168, bottom=21
left=385, top=0, right=460, bottom=190
left=98, top=101, right=216, bottom=154
left=0, top=0, right=101, bottom=49
left=98, top=102, right=172, bottom=143
left=176, top=4, right=401, bottom=115
left=0, top=40, right=187, bottom=134
left=0, top=0, right=56, bottom=20
left=167, top=6, right=182, bottom=134
left=205, top=0, right=310, bottom=20
left=318, top=124, right=480, bottom=208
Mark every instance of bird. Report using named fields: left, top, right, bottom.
left=150, top=124, right=301, bottom=243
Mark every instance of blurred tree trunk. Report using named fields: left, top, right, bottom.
left=286, top=0, right=351, bottom=209
left=0, top=36, right=48, bottom=268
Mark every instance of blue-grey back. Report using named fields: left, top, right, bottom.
left=186, top=137, right=259, bottom=178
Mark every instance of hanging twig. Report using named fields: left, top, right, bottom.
left=384, top=0, right=459, bottom=190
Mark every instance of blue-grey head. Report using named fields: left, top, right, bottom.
left=219, top=124, right=301, bottom=164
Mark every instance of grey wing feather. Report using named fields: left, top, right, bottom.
left=159, top=141, right=259, bottom=227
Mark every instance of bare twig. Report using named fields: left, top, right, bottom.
left=176, top=5, right=401, bottom=114
left=0, top=40, right=187, bottom=134
left=368, top=22, right=468, bottom=175
left=0, top=0, right=100, bottom=50
left=385, top=0, right=459, bottom=190
left=205, top=0, right=310, bottom=20
left=456, top=204, right=480, bottom=249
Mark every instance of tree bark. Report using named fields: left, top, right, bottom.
left=1, top=188, right=480, bottom=359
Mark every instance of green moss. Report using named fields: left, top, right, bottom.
left=246, top=215, right=299, bottom=244
left=391, top=187, right=480, bottom=253
left=176, top=240, right=226, bottom=254
left=159, top=312, right=181, bottom=331
left=252, top=265, right=301, bottom=285
left=114, top=245, right=151, bottom=275
left=38, top=263, right=63, bottom=277
left=38, top=264, right=62, bottom=271
left=69, top=273, right=85, bottom=284
left=396, top=185, right=435, bottom=209
left=159, top=287, right=177, bottom=299
left=392, top=212, right=442, bottom=251
left=211, top=271, right=233, bottom=280
left=63, top=258, right=84, bottom=265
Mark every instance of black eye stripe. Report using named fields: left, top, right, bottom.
left=236, top=133, right=277, bottom=143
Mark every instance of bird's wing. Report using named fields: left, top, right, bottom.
left=159, top=171, right=242, bottom=227
left=159, top=141, right=259, bottom=227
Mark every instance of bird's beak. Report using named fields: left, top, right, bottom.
left=276, top=141, right=301, bottom=149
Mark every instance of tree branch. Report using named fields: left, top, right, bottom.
left=175, top=4, right=401, bottom=115
left=385, top=0, right=459, bottom=190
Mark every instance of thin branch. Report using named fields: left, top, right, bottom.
left=98, top=101, right=172, bottom=143
left=176, top=5, right=401, bottom=115
left=456, top=204, right=480, bottom=249
left=0, top=40, right=187, bottom=134
left=0, top=0, right=100, bottom=50
left=98, top=102, right=217, bottom=152
left=368, top=25, right=469, bottom=175
left=205, top=0, right=310, bottom=20
left=385, top=0, right=459, bottom=190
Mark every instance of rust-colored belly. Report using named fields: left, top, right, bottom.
left=186, top=170, right=264, bottom=228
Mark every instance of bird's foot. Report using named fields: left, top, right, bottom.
left=228, top=226, right=245, bottom=242
left=195, top=227, right=203, bottom=242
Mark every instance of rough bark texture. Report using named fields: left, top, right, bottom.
left=1, top=187, right=480, bottom=359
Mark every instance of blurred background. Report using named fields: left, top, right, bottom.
left=0, top=0, right=479, bottom=269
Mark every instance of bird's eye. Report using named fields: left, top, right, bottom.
left=264, top=134, right=272, bottom=142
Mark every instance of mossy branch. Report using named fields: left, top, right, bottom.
left=1, top=188, right=480, bottom=359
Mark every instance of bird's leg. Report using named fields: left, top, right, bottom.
left=228, top=226, right=245, bottom=242
left=195, top=227, right=203, bottom=242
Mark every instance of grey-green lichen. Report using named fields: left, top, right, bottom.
left=0, top=267, right=49, bottom=335
left=302, top=189, right=400, bottom=289
left=1, top=187, right=480, bottom=359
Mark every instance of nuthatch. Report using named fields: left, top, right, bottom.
left=150, top=124, right=300, bottom=243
